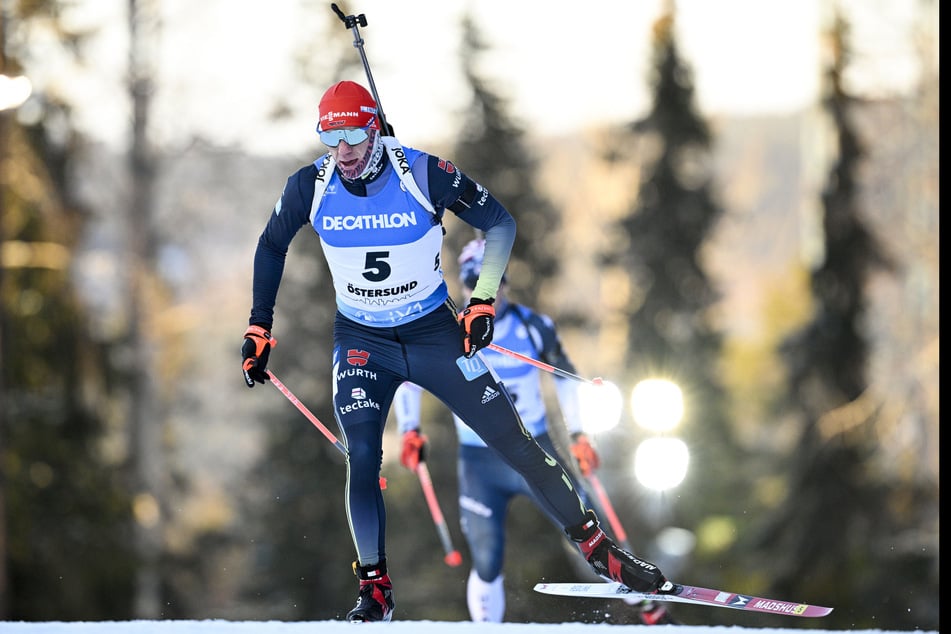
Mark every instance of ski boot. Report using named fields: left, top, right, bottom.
left=346, top=559, right=395, bottom=622
left=567, top=510, right=673, bottom=593
left=637, top=600, right=679, bottom=625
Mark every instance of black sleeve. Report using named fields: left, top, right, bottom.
left=249, top=165, right=315, bottom=328
left=423, top=155, right=513, bottom=233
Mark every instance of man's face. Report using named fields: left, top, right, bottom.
left=329, top=132, right=370, bottom=173
left=322, top=127, right=375, bottom=180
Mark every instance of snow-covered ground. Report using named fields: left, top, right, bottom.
left=0, top=622, right=934, bottom=634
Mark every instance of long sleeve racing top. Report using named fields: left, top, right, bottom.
left=248, top=141, right=516, bottom=330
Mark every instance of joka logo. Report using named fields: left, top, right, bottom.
left=351, top=387, right=367, bottom=399
left=437, top=159, right=456, bottom=174
left=481, top=385, right=500, bottom=404
left=347, top=349, right=370, bottom=366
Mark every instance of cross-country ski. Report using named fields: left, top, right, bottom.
left=534, top=582, right=833, bottom=618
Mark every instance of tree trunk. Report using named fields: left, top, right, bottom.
left=127, top=0, right=164, bottom=618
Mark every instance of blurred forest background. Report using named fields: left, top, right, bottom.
left=0, top=0, right=938, bottom=630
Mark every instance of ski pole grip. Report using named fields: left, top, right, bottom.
left=331, top=3, right=366, bottom=28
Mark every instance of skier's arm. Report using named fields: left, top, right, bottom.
left=249, top=168, right=315, bottom=329
left=393, top=381, right=423, bottom=434
left=242, top=168, right=313, bottom=388
left=528, top=313, right=583, bottom=433
left=393, top=382, right=428, bottom=471
left=532, top=312, right=601, bottom=476
left=473, top=222, right=516, bottom=303
left=415, top=155, right=515, bottom=303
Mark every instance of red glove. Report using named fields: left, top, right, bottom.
left=570, top=432, right=600, bottom=477
left=400, top=430, right=428, bottom=471
left=460, top=298, right=495, bottom=358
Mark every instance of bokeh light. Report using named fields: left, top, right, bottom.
left=633, top=437, right=690, bottom=491
left=630, top=379, right=684, bottom=432
left=577, top=379, right=622, bottom=434
left=0, top=74, right=32, bottom=111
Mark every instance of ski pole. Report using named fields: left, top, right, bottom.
left=586, top=472, right=629, bottom=549
left=266, top=369, right=386, bottom=490
left=330, top=3, right=392, bottom=136
left=487, top=344, right=604, bottom=386
left=415, top=461, right=463, bottom=567
left=484, top=348, right=625, bottom=542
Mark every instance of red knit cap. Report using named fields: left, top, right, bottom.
left=317, top=81, right=378, bottom=131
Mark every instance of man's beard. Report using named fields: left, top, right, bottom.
left=339, top=129, right=384, bottom=180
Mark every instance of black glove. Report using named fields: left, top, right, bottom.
left=242, top=325, right=276, bottom=388
left=460, top=298, right=495, bottom=358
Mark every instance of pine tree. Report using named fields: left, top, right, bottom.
left=599, top=9, right=739, bottom=548
left=0, top=6, right=135, bottom=619
left=449, top=14, right=561, bottom=310
left=750, top=12, right=936, bottom=629
left=432, top=13, right=588, bottom=623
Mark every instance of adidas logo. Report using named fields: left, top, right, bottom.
left=481, top=385, right=500, bottom=404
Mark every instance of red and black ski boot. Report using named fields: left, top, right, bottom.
left=637, top=600, right=679, bottom=625
left=346, top=559, right=395, bottom=622
left=567, top=510, right=673, bottom=593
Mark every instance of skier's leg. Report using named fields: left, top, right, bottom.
left=467, top=569, right=505, bottom=623
left=331, top=323, right=404, bottom=622
left=458, top=444, right=517, bottom=622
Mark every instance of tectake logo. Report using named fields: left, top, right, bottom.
left=351, top=387, right=366, bottom=399
left=477, top=184, right=489, bottom=206
left=338, top=397, right=381, bottom=415
left=347, top=349, right=370, bottom=366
